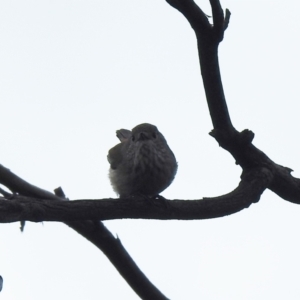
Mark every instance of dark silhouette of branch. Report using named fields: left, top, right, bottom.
left=0, top=166, right=272, bottom=223
left=66, top=221, right=170, bottom=300
left=0, top=165, right=169, bottom=300
left=1, top=0, right=300, bottom=298
left=165, top=0, right=300, bottom=204
left=167, top=0, right=232, bottom=131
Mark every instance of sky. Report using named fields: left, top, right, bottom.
left=1, top=0, right=300, bottom=299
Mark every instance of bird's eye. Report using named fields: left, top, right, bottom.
left=132, top=135, right=135, bottom=141
left=152, top=133, right=157, bottom=139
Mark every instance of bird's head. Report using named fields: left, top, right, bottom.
left=131, top=123, right=162, bottom=142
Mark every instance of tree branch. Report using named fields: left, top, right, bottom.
left=165, top=0, right=300, bottom=205
left=2, top=0, right=300, bottom=297
left=65, top=221, right=170, bottom=300
left=0, top=166, right=273, bottom=223
left=0, top=165, right=169, bottom=300
left=167, top=0, right=232, bottom=131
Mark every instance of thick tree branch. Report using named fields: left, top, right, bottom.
left=0, top=165, right=168, bottom=300
left=0, top=167, right=272, bottom=223
left=166, top=0, right=300, bottom=204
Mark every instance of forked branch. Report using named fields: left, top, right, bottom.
left=1, top=0, right=300, bottom=299
left=166, top=0, right=300, bottom=204
left=0, top=164, right=169, bottom=300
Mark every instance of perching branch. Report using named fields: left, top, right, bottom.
left=0, top=164, right=169, bottom=300
left=0, top=166, right=273, bottom=223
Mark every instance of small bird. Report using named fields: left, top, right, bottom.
left=108, top=123, right=177, bottom=198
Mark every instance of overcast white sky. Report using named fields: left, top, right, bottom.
left=1, top=0, right=300, bottom=299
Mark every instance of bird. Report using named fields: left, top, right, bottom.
left=107, top=123, right=177, bottom=198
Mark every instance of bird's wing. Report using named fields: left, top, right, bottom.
left=107, top=143, right=124, bottom=170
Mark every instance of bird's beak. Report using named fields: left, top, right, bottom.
left=137, top=132, right=150, bottom=141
